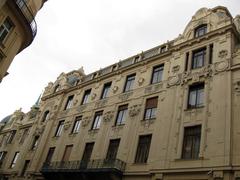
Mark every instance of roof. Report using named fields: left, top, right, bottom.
left=0, top=115, right=12, bottom=124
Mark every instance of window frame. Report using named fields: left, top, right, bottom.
left=10, top=151, right=19, bottom=168
left=55, top=120, right=64, bottom=137
left=115, top=105, right=128, bottom=126
left=106, top=139, right=120, bottom=160
left=71, top=116, right=82, bottom=134
left=0, top=17, right=14, bottom=44
left=91, top=111, right=103, bottom=130
left=101, top=82, right=112, bottom=99
left=81, top=89, right=91, bottom=105
left=123, top=74, right=136, bottom=92
left=182, top=125, right=201, bottom=159
left=6, top=130, right=16, bottom=144
left=187, top=83, right=204, bottom=109
left=194, top=24, right=207, bottom=38
left=64, top=95, right=74, bottom=110
left=144, top=97, right=158, bottom=120
left=151, top=65, right=164, bottom=84
left=31, top=136, right=39, bottom=150
left=192, top=48, right=206, bottom=69
left=42, top=110, right=50, bottom=122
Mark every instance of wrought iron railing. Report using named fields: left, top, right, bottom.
left=15, top=0, right=37, bottom=38
left=41, top=159, right=126, bottom=172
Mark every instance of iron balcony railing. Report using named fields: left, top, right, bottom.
left=15, top=0, right=37, bottom=38
left=41, top=159, right=126, bottom=172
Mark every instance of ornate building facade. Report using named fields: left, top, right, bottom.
left=0, top=0, right=47, bottom=82
left=0, top=6, right=240, bottom=180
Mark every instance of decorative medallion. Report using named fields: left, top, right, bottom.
left=215, top=60, right=229, bottom=72
left=112, top=86, right=119, bottom=94
left=218, top=50, right=228, bottom=59
left=138, top=77, right=145, bottom=86
left=167, top=75, right=180, bottom=87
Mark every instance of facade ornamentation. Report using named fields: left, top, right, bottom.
left=172, top=65, right=180, bottom=73
left=77, top=104, right=87, bottom=112
left=91, top=93, right=97, bottom=100
left=119, top=91, right=133, bottom=101
left=34, top=125, right=45, bottom=136
left=82, top=116, right=91, bottom=127
left=103, top=111, right=114, bottom=123
left=214, top=60, right=229, bottom=72
left=144, top=83, right=163, bottom=94
left=95, top=99, right=108, bottom=109
left=63, top=121, right=72, bottom=130
left=138, top=77, right=145, bottom=86
left=129, top=104, right=142, bottom=117
left=218, top=50, right=228, bottom=58
left=167, top=75, right=181, bottom=87
left=234, top=80, right=240, bottom=93
left=112, top=86, right=119, bottom=93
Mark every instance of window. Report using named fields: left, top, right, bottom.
left=55, top=120, right=64, bottom=137
left=194, top=24, right=207, bottom=38
left=45, top=147, right=55, bottom=164
left=160, top=46, right=166, bottom=53
left=81, top=142, right=94, bottom=167
left=20, top=160, right=30, bottom=177
left=115, top=105, right=128, bottom=126
left=192, top=48, right=206, bottom=69
left=0, top=18, right=14, bottom=43
left=182, top=125, right=201, bottom=159
left=81, top=89, right=91, bottom=105
left=188, top=83, right=204, bottom=108
left=185, top=52, right=189, bottom=71
left=106, top=139, right=120, bottom=160
left=62, top=145, right=73, bottom=162
left=71, top=116, right=82, bottom=133
left=6, top=130, right=16, bottom=144
left=91, top=111, right=103, bottom=130
left=10, top=152, right=19, bottom=168
left=53, top=84, right=60, bottom=93
left=101, top=82, right=112, bottom=99
left=151, top=65, right=164, bottom=84
left=124, top=74, right=135, bottom=92
left=209, top=44, right=213, bottom=64
left=144, top=97, right=158, bottom=120
left=31, top=136, right=39, bottom=150
left=42, top=110, right=50, bottom=122
left=19, top=129, right=28, bottom=144
left=0, top=151, right=7, bottom=168
left=135, top=135, right=152, bottom=163
left=64, top=95, right=74, bottom=110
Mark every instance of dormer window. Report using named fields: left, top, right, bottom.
left=194, top=24, right=207, bottom=38
left=53, top=84, right=60, bottom=93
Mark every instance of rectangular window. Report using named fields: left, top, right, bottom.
left=42, top=110, right=50, bottom=122
left=71, top=116, right=82, bottom=133
left=194, top=24, right=207, bottom=38
left=0, top=151, right=7, bottom=168
left=106, top=139, right=120, bottom=160
left=135, top=135, right=152, bottom=163
left=115, top=105, right=128, bottom=126
left=144, top=97, right=158, bottom=120
left=62, top=145, right=73, bottom=162
left=0, top=18, right=14, bottom=43
left=19, top=128, right=29, bottom=144
left=31, top=136, right=39, bottom=150
left=188, top=83, right=204, bottom=108
left=81, top=89, right=91, bottom=105
left=81, top=142, right=94, bottom=163
left=55, top=120, right=64, bottom=137
left=10, top=152, right=19, bottom=168
left=151, top=65, right=164, bottom=84
left=101, top=82, right=112, bottom=99
left=192, top=48, right=206, bottom=69
left=185, top=52, right=189, bottom=71
left=6, top=130, right=16, bottom=144
left=209, top=44, right=213, bottom=64
left=64, top=95, right=74, bottom=110
left=45, top=147, right=55, bottom=164
left=20, top=160, right=30, bottom=177
left=124, top=74, right=135, bottom=92
left=182, top=125, right=201, bottom=159
left=91, top=111, right=103, bottom=130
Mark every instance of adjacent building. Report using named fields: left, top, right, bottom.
left=0, top=0, right=47, bottom=82
left=0, top=6, right=240, bottom=180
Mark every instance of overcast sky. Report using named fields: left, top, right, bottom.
left=0, top=0, right=239, bottom=120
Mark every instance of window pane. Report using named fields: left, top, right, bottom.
left=189, top=90, right=196, bottom=107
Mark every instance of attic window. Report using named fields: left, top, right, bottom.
left=194, top=24, right=207, bottom=38
left=54, top=84, right=60, bottom=93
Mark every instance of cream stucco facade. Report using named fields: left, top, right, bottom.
left=0, top=6, right=240, bottom=180
left=0, top=0, right=47, bottom=82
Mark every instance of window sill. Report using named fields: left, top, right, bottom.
left=132, top=162, right=148, bottom=165
left=185, top=106, right=204, bottom=111
left=175, top=157, right=204, bottom=161
left=69, top=132, right=78, bottom=136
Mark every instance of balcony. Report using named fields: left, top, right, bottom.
left=41, top=159, right=126, bottom=180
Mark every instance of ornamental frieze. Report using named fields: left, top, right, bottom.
left=77, top=104, right=87, bottom=112
left=144, top=83, right=163, bottom=94
left=103, top=111, right=114, bottom=123
left=129, top=104, right=141, bottom=117
left=119, top=91, right=133, bottom=101
left=95, top=99, right=108, bottom=109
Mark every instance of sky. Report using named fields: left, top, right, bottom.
left=0, top=0, right=239, bottom=120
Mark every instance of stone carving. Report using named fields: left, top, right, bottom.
left=82, top=116, right=91, bottom=127
left=172, top=65, right=180, bottom=73
left=140, top=119, right=155, bottom=128
left=119, top=91, right=133, bottom=101
left=64, top=121, right=72, bottom=130
left=138, top=77, right=144, bottom=86
left=34, top=125, right=45, bottom=136
left=77, top=104, right=87, bottom=112
left=103, top=111, right=114, bottom=123
left=234, top=15, right=240, bottom=33
left=91, top=93, right=97, bottom=100
left=167, top=75, right=180, bottom=87
left=218, top=50, right=228, bottom=58
left=145, top=84, right=163, bottom=94
left=129, top=104, right=141, bottom=117
left=112, top=86, right=119, bottom=94
left=95, top=99, right=108, bottom=109
left=115, top=75, right=122, bottom=82
left=215, top=60, right=229, bottom=72
left=234, top=81, right=240, bottom=93
left=73, top=100, right=78, bottom=106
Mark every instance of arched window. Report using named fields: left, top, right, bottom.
left=53, top=84, right=60, bottom=93
left=42, top=111, right=50, bottom=122
left=194, top=24, right=207, bottom=38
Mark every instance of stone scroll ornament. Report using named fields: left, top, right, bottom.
left=129, top=104, right=141, bottom=117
